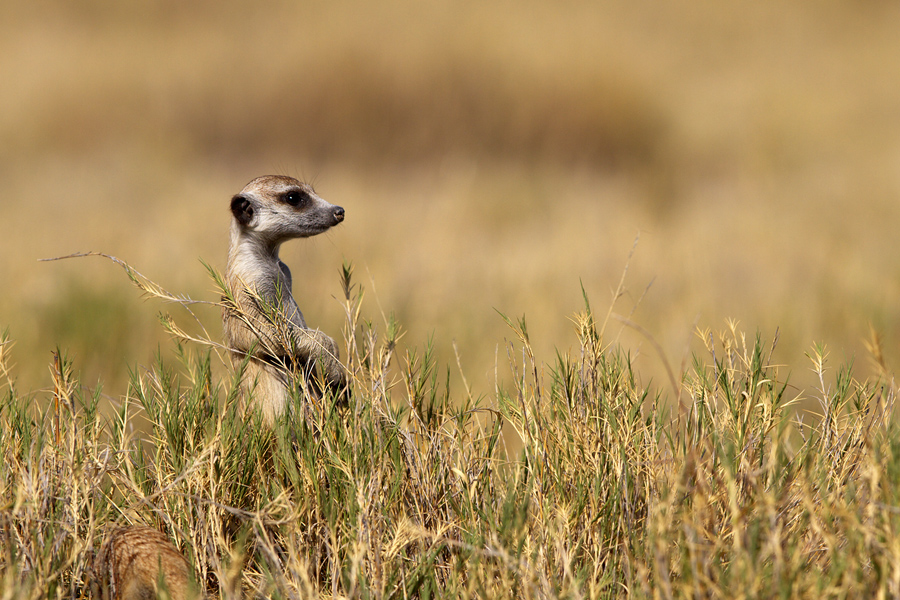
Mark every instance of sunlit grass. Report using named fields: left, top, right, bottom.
left=3, top=1, right=900, bottom=403
left=2, top=262, right=900, bottom=598
left=4, top=4, right=900, bottom=594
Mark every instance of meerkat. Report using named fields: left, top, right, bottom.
left=91, top=525, right=202, bottom=600
left=223, top=175, right=347, bottom=424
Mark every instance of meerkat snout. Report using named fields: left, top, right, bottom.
left=333, top=206, right=345, bottom=223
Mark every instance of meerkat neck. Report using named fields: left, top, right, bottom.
left=228, top=222, right=283, bottom=269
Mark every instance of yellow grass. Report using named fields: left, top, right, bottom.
left=2, top=0, right=899, bottom=399
left=4, top=5, right=900, bottom=595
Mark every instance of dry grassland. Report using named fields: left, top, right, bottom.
left=3, top=1, right=900, bottom=596
left=2, top=1, right=899, bottom=399
left=0, top=1, right=897, bottom=427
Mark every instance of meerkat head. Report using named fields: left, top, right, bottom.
left=230, top=175, right=345, bottom=246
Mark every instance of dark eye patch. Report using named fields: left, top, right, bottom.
left=282, top=190, right=309, bottom=207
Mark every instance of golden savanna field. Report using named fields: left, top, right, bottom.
left=3, top=1, right=900, bottom=597
left=2, top=0, right=898, bottom=395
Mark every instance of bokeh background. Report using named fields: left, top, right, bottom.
left=2, top=0, right=899, bottom=399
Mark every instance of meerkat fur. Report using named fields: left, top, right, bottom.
left=91, top=525, right=202, bottom=600
left=224, top=175, right=347, bottom=424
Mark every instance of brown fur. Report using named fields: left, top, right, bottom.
left=223, top=175, right=347, bottom=424
left=91, top=526, right=201, bottom=600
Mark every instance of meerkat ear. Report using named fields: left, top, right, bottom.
left=231, top=194, right=254, bottom=226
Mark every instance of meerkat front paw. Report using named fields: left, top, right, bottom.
left=312, top=330, right=348, bottom=394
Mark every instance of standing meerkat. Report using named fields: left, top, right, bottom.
left=224, top=175, right=347, bottom=424
left=91, top=525, right=202, bottom=600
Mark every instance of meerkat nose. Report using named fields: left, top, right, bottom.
left=333, top=206, right=345, bottom=222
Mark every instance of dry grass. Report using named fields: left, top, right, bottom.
left=2, top=261, right=900, bottom=598
left=2, top=1, right=900, bottom=399
left=3, top=3, right=900, bottom=595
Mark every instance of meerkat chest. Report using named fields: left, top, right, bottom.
left=274, top=260, right=307, bottom=329
left=228, top=251, right=308, bottom=329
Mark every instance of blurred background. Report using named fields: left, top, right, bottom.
left=2, top=0, right=899, bottom=400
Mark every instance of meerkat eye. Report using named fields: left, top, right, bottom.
left=282, top=190, right=308, bottom=207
